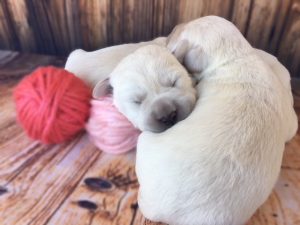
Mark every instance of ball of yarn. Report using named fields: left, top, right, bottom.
left=14, top=66, right=91, bottom=144
left=86, top=96, right=141, bottom=154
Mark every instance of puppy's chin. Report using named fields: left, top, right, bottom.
left=143, top=124, right=172, bottom=133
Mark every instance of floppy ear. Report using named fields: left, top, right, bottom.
left=183, top=46, right=208, bottom=74
left=172, top=39, right=189, bottom=63
left=167, top=23, right=186, bottom=47
left=167, top=23, right=188, bottom=63
left=92, top=78, right=113, bottom=99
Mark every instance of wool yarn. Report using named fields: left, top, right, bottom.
left=14, top=66, right=91, bottom=144
left=86, top=96, right=141, bottom=154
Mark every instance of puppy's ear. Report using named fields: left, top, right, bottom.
left=93, top=78, right=113, bottom=99
left=184, top=46, right=208, bottom=74
left=172, top=39, right=189, bottom=63
left=167, top=23, right=186, bottom=46
left=167, top=23, right=188, bottom=63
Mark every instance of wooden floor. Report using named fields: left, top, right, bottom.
left=0, top=50, right=300, bottom=225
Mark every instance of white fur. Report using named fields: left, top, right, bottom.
left=136, top=16, right=298, bottom=225
left=64, top=37, right=166, bottom=87
left=108, top=45, right=197, bottom=132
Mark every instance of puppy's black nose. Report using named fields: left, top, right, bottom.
left=158, top=110, right=177, bottom=126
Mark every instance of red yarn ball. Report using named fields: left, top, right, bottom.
left=14, top=66, right=91, bottom=144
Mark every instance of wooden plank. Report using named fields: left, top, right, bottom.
left=133, top=0, right=153, bottom=42
left=40, top=0, right=72, bottom=55
left=245, top=0, right=280, bottom=50
left=152, top=0, right=165, bottom=38
left=143, top=219, right=166, bottom=225
left=206, top=0, right=233, bottom=19
left=277, top=0, right=300, bottom=78
left=6, top=0, right=37, bottom=52
left=268, top=0, right=292, bottom=54
left=161, top=0, right=179, bottom=36
left=47, top=152, right=141, bottom=225
left=122, top=0, right=136, bottom=43
left=0, top=134, right=100, bottom=225
left=25, top=0, right=57, bottom=55
left=0, top=1, right=11, bottom=49
left=0, top=0, right=20, bottom=50
left=231, top=0, right=252, bottom=35
left=282, top=134, right=300, bottom=170
left=79, top=0, right=109, bottom=51
left=177, top=0, right=207, bottom=23
left=0, top=84, right=29, bottom=149
left=65, top=0, right=82, bottom=51
left=107, top=0, right=123, bottom=45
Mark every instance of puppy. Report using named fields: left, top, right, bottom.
left=93, top=45, right=197, bottom=132
left=65, top=37, right=166, bottom=87
left=136, top=16, right=298, bottom=225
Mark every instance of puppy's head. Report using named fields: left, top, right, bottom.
left=167, top=17, right=253, bottom=75
left=93, top=45, right=197, bottom=132
left=166, top=22, right=204, bottom=75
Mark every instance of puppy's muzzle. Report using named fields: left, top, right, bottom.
left=157, top=110, right=177, bottom=126
left=151, top=98, right=178, bottom=131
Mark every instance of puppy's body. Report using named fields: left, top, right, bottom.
left=65, top=37, right=166, bottom=87
left=136, top=16, right=297, bottom=225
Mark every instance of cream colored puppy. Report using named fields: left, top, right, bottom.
left=65, top=37, right=166, bottom=87
left=136, top=16, right=298, bottom=225
left=93, top=45, right=197, bottom=132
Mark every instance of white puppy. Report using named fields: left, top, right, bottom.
left=65, top=37, right=166, bottom=87
left=136, top=16, right=298, bottom=225
left=93, top=45, right=197, bottom=132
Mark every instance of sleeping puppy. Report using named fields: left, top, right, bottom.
left=65, top=37, right=166, bottom=87
left=136, top=16, right=298, bottom=225
left=93, top=45, right=197, bottom=132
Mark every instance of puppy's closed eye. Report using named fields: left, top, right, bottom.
left=171, top=79, right=178, bottom=87
left=164, top=78, right=179, bottom=88
left=131, top=93, right=146, bottom=106
left=133, top=99, right=143, bottom=105
left=160, top=75, right=180, bottom=88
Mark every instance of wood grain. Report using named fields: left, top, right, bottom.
left=0, top=50, right=300, bottom=224
left=25, top=0, right=57, bottom=55
left=47, top=152, right=140, bottom=225
left=245, top=0, right=279, bottom=49
left=0, top=0, right=19, bottom=50
left=0, top=0, right=299, bottom=76
left=177, top=0, right=207, bottom=23
left=277, top=0, right=300, bottom=79
left=231, top=0, right=253, bottom=35
left=79, top=0, right=109, bottom=51
left=267, top=0, right=292, bottom=54
left=6, top=0, right=36, bottom=52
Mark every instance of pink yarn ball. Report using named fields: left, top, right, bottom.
left=86, top=96, right=141, bottom=154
